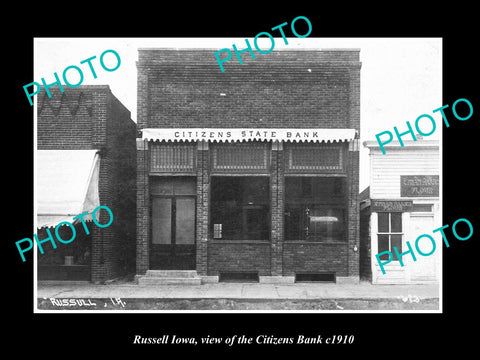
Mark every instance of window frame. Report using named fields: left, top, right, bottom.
left=149, top=177, right=197, bottom=246
left=149, top=141, right=197, bottom=174
left=209, top=175, right=271, bottom=241
left=284, top=143, right=347, bottom=174
left=376, top=212, right=404, bottom=261
left=210, top=141, right=270, bottom=174
left=284, top=176, right=348, bottom=243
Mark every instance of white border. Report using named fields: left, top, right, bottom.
left=33, top=37, right=443, bottom=314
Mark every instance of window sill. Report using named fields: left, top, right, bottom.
left=284, top=240, right=348, bottom=244
left=374, top=262, right=403, bottom=267
left=210, top=239, right=270, bottom=244
left=38, top=264, right=89, bottom=267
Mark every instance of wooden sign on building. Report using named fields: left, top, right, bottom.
left=400, top=175, right=439, bottom=197
left=371, top=199, right=413, bottom=212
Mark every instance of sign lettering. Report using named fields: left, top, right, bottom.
left=401, top=175, right=439, bottom=197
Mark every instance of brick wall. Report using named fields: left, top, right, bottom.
left=147, top=74, right=350, bottom=128
left=195, top=146, right=209, bottom=275
left=347, top=62, right=361, bottom=281
left=38, top=86, right=136, bottom=283
left=283, top=243, right=349, bottom=276
left=103, top=91, right=137, bottom=280
left=136, top=140, right=149, bottom=275
left=37, top=89, right=94, bottom=149
left=270, top=147, right=284, bottom=275
left=207, top=242, right=271, bottom=276
left=137, top=49, right=359, bottom=131
left=346, top=149, right=360, bottom=278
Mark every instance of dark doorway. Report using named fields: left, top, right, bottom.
left=150, top=177, right=196, bottom=270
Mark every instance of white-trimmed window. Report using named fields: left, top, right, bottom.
left=377, top=212, right=403, bottom=261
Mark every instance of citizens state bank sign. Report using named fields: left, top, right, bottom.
left=141, top=128, right=357, bottom=143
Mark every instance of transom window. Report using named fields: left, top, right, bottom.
left=285, top=143, right=344, bottom=173
left=211, top=142, right=270, bottom=173
left=150, top=142, right=196, bottom=173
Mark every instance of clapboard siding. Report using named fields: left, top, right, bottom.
left=370, top=149, right=439, bottom=199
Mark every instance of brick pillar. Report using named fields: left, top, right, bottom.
left=270, top=141, right=284, bottom=276
left=91, top=226, right=107, bottom=283
left=136, top=66, right=149, bottom=130
left=91, top=154, right=115, bottom=283
left=337, top=62, right=361, bottom=284
left=91, top=89, right=108, bottom=148
left=90, top=89, right=109, bottom=283
left=346, top=141, right=360, bottom=282
left=136, top=139, right=150, bottom=275
left=196, top=141, right=209, bottom=276
left=349, top=63, right=361, bottom=134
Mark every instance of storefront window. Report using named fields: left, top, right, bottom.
left=377, top=212, right=403, bottom=261
left=210, top=177, right=270, bottom=240
left=285, top=177, right=347, bottom=241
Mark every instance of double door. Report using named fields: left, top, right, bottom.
left=150, top=178, right=196, bottom=270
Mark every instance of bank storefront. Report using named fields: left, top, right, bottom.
left=136, top=128, right=360, bottom=284
left=135, top=48, right=361, bottom=284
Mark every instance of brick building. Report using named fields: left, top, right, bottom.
left=135, top=49, right=361, bottom=284
left=37, top=85, right=136, bottom=283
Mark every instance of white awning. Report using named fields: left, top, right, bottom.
left=142, top=128, right=356, bottom=143
left=36, top=150, right=100, bottom=229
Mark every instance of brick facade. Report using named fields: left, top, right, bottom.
left=136, top=49, right=361, bottom=283
left=270, top=147, right=284, bottom=276
left=38, top=86, right=136, bottom=283
left=196, top=146, right=210, bottom=276
left=135, top=139, right=150, bottom=275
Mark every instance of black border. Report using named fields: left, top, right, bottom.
left=6, top=6, right=479, bottom=356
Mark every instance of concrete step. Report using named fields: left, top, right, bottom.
left=138, top=277, right=201, bottom=286
left=145, top=270, right=199, bottom=278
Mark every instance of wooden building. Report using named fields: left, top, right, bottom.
left=360, top=139, right=441, bottom=284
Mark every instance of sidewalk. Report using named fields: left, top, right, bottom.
left=37, top=280, right=439, bottom=300
left=36, top=280, right=440, bottom=311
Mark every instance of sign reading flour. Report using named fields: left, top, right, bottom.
left=400, top=175, right=439, bottom=197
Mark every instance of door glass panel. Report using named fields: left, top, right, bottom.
left=152, top=198, right=171, bottom=244
left=175, top=198, right=195, bottom=244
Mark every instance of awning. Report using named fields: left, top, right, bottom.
left=141, top=128, right=356, bottom=143
left=36, top=150, right=100, bottom=229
